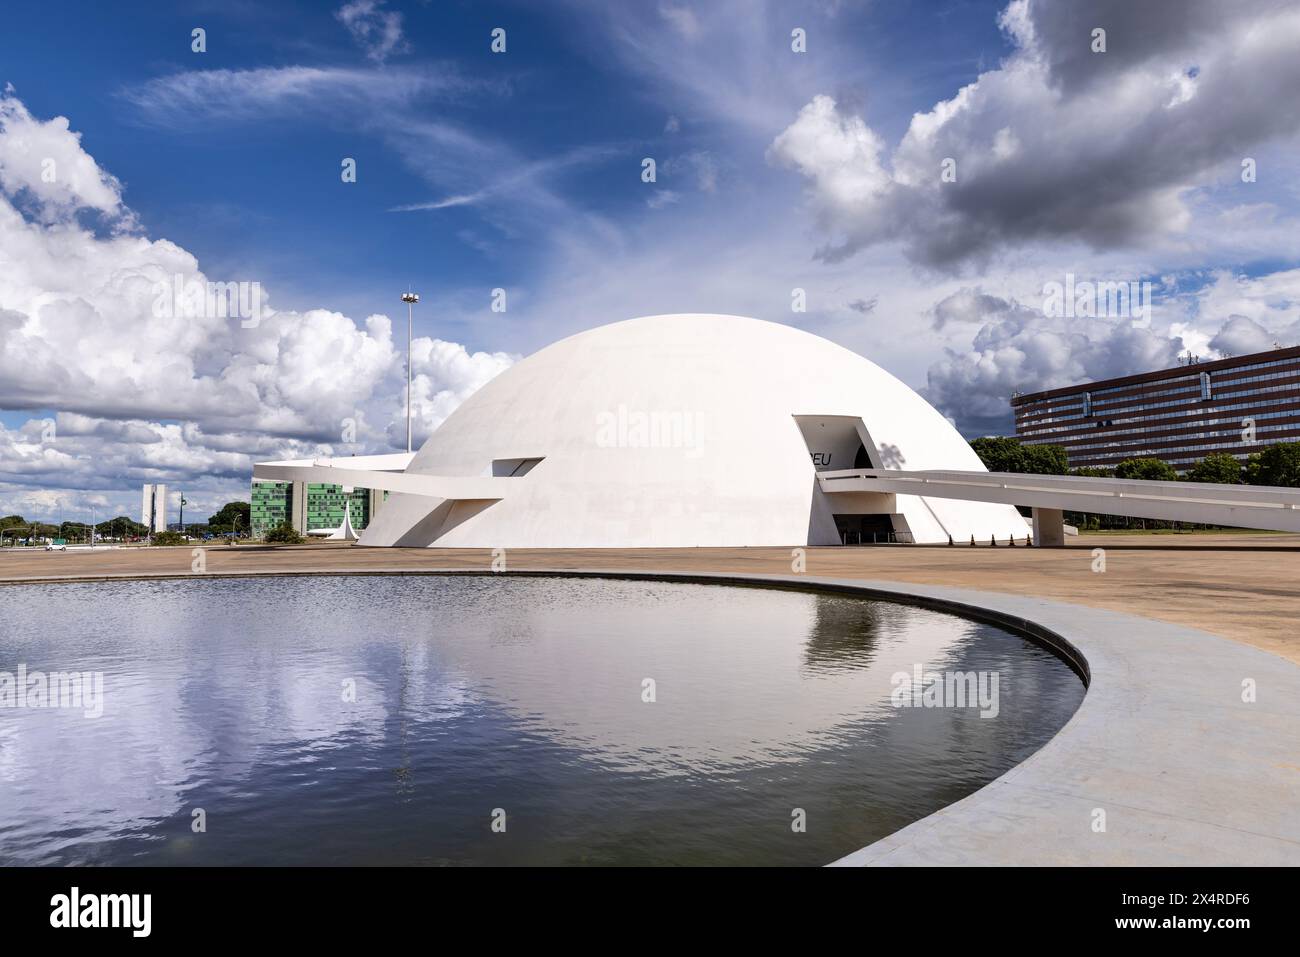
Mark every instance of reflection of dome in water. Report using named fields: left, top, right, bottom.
left=361, top=314, right=1028, bottom=547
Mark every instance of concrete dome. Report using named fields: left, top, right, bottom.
left=360, top=314, right=1029, bottom=547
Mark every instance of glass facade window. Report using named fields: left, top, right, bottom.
left=1011, top=348, right=1300, bottom=474
left=250, top=481, right=291, bottom=536
left=250, top=481, right=375, bottom=536
left=305, top=484, right=371, bottom=532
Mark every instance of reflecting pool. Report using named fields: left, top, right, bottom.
left=0, top=575, right=1084, bottom=865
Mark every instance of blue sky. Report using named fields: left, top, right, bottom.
left=0, top=0, right=1011, bottom=346
left=2, top=0, right=1300, bottom=522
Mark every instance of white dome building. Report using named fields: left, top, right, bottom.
left=341, top=314, right=1028, bottom=547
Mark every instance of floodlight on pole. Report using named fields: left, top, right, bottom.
left=401, top=291, right=420, bottom=453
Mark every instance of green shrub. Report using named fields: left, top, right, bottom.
left=1245, top=442, right=1300, bottom=487
left=264, top=522, right=305, bottom=545
left=969, top=436, right=1068, bottom=475
left=1114, top=457, right=1179, bottom=482
left=1186, top=452, right=1242, bottom=485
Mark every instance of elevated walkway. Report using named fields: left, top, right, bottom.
left=819, top=468, right=1300, bottom=543
left=253, top=454, right=514, bottom=502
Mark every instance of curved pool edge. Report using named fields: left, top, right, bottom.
left=688, top=573, right=1299, bottom=867
left=495, top=569, right=1300, bottom=866
left=3, top=566, right=1297, bottom=865
left=528, top=570, right=1299, bottom=865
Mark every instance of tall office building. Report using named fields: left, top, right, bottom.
left=250, top=481, right=383, bottom=537
left=249, top=480, right=292, bottom=536
left=140, top=483, right=167, bottom=533
left=1013, top=346, right=1300, bottom=474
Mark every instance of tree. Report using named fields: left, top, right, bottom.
left=208, top=501, right=250, bottom=533
left=59, top=521, right=90, bottom=543
left=1071, top=466, right=1114, bottom=478
left=0, top=515, right=30, bottom=545
left=1245, top=442, right=1300, bottom=487
left=970, top=436, right=1023, bottom=472
left=1186, top=452, right=1242, bottom=485
left=969, top=436, right=1068, bottom=475
left=1114, top=457, right=1179, bottom=482
left=1022, top=443, right=1069, bottom=475
left=151, top=530, right=186, bottom=546
left=94, top=516, right=148, bottom=538
left=264, top=522, right=305, bottom=545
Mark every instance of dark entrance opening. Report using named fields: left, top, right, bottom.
left=833, top=513, right=896, bottom=545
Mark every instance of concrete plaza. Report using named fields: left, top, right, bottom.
left=4, top=531, right=1299, bottom=664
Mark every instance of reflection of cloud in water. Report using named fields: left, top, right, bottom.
left=0, top=672, right=203, bottom=859
left=0, top=579, right=471, bottom=863
left=0, top=576, right=1010, bottom=862
left=428, top=580, right=980, bottom=773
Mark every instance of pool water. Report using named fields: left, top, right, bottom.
left=0, top=575, right=1083, bottom=865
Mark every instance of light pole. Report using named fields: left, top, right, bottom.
left=401, top=291, right=420, bottom=453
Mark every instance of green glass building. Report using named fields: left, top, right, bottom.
left=250, top=481, right=292, bottom=536
left=305, top=484, right=371, bottom=532
left=251, top=481, right=380, bottom=537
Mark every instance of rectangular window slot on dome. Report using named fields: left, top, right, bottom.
left=491, top=457, right=544, bottom=477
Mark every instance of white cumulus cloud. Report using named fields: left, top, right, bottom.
left=769, top=0, right=1300, bottom=270
left=0, top=90, right=512, bottom=519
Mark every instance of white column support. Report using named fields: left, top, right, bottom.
left=290, top=480, right=307, bottom=534
left=1032, top=507, right=1065, bottom=547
